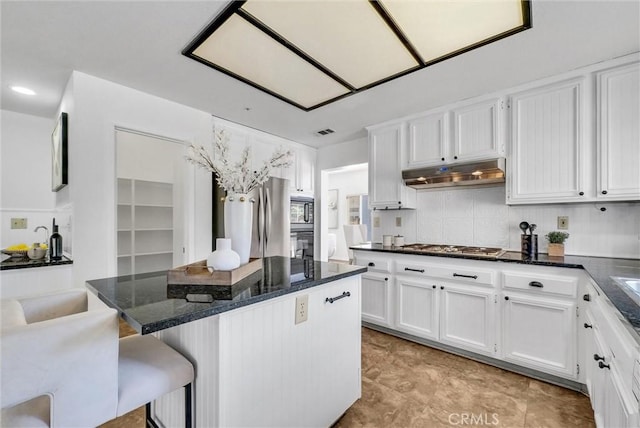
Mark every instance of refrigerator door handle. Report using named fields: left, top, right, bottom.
left=265, top=188, right=272, bottom=246
left=257, top=189, right=264, bottom=249
left=303, top=203, right=310, bottom=223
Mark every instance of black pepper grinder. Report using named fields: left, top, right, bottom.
left=49, top=218, right=63, bottom=260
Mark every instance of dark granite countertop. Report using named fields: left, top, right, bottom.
left=351, top=244, right=640, bottom=338
left=0, top=255, right=73, bottom=271
left=86, top=256, right=367, bottom=335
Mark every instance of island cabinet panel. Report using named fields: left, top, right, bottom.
left=152, top=275, right=362, bottom=428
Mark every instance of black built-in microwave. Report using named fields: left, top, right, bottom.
left=290, top=197, right=314, bottom=231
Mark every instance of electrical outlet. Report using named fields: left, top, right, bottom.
left=295, top=295, right=309, bottom=324
left=11, top=218, right=27, bottom=229
left=373, top=217, right=380, bottom=228
left=558, top=216, right=569, bottom=230
left=396, top=216, right=402, bottom=227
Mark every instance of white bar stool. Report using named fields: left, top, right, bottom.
left=118, top=334, right=195, bottom=428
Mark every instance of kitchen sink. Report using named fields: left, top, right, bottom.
left=611, top=276, right=640, bottom=305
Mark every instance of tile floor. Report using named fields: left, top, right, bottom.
left=102, top=325, right=595, bottom=428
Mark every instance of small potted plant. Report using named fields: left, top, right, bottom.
left=546, top=231, right=570, bottom=257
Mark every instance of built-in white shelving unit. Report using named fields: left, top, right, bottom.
left=117, top=178, right=173, bottom=275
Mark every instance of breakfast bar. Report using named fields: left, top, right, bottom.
left=86, top=257, right=366, bottom=427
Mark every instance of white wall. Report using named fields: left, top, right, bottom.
left=0, top=110, right=72, bottom=251
left=58, top=71, right=213, bottom=287
left=372, top=186, right=640, bottom=259
left=327, top=166, right=368, bottom=261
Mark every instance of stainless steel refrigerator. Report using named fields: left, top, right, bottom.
left=249, top=177, right=290, bottom=259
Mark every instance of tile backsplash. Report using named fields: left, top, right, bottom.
left=372, top=186, right=640, bottom=259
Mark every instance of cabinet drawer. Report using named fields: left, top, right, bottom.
left=354, top=255, right=391, bottom=273
left=503, top=272, right=578, bottom=297
left=396, top=262, right=495, bottom=285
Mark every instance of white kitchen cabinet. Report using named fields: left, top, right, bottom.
left=404, top=98, right=504, bottom=169
left=406, top=111, right=448, bottom=167
left=360, top=271, right=393, bottom=327
left=280, top=145, right=315, bottom=195
left=596, top=61, right=640, bottom=201
left=502, top=291, right=576, bottom=378
left=451, top=97, right=504, bottom=163
left=368, top=123, right=416, bottom=210
left=508, top=77, right=587, bottom=204
left=439, top=282, right=496, bottom=356
left=396, top=275, right=439, bottom=340
left=0, top=265, right=74, bottom=298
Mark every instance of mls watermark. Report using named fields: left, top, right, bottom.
left=448, top=412, right=500, bottom=426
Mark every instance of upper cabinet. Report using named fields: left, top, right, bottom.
left=368, top=123, right=416, bottom=210
left=507, top=58, right=640, bottom=204
left=406, top=110, right=448, bottom=167
left=508, top=78, right=587, bottom=204
left=452, top=97, right=504, bottom=163
left=405, top=98, right=504, bottom=169
left=596, top=62, right=640, bottom=201
left=282, top=146, right=315, bottom=196
left=213, top=118, right=316, bottom=197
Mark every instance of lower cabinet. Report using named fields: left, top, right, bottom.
left=502, top=292, right=576, bottom=378
left=361, top=271, right=392, bottom=327
left=396, top=276, right=438, bottom=340
left=439, top=282, right=496, bottom=356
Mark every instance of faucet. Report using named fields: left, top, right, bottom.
left=34, top=226, right=49, bottom=245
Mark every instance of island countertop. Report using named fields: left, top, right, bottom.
left=86, top=256, right=366, bottom=334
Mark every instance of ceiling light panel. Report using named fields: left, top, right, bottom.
left=192, top=14, right=351, bottom=109
left=241, top=0, right=420, bottom=89
left=381, top=0, right=527, bottom=63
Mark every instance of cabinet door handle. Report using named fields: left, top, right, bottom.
left=593, top=353, right=605, bottom=362
left=368, top=262, right=375, bottom=267
left=432, top=285, right=436, bottom=289
left=601, top=190, right=608, bottom=195
left=405, top=267, right=425, bottom=273
left=453, top=156, right=458, bottom=160
left=504, top=296, right=509, bottom=300
left=598, top=361, right=610, bottom=370
left=440, top=286, right=445, bottom=290
left=583, top=323, right=593, bottom=329
left=325, top=291, right=351, bottom=304
left=579, top=191, right=584, bottom=196
left=583, top=294, right=591, bottom=302
left=384, top=277, right=388, bottom=281
left=528, top=281, right=544, bottom=288
left=453, top=273, right=478, bottom=279
left=441, top=157, right=445, bottom=161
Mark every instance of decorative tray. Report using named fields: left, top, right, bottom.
left=167, top=258, right=262, bottom=286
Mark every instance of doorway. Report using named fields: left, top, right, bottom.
left=115, top=129, right=187, bottom=275
left=323, top=163, right=369, bottom=262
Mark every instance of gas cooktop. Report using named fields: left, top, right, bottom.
left=400, top=244, right=505, bottom=258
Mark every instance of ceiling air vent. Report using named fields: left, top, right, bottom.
left=315, top=128, right=335, bottom=136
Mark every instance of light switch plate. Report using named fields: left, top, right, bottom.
left=396, top=217, right=402, bottom=227
left=373, top=217, right=380, bottom=228
left=11, top=218, right=27, bottom=229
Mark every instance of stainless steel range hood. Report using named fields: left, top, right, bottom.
left=402, top=158, right=506, bottom=189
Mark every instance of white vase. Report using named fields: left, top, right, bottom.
left=224, top=194, right=253, bottom=264
left=207, top=238, right=241, bottom=272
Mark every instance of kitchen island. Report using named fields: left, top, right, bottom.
left=87, top=256, right=366, bottom=428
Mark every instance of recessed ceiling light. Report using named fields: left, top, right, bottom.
left=11, top=86, right=36, bottom=96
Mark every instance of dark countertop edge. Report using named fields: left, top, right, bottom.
left=351, top=245, right=640, bottom=340
left=0, top=256, right=73, bottom=271
left=88, top=265, right=368, bottom=335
